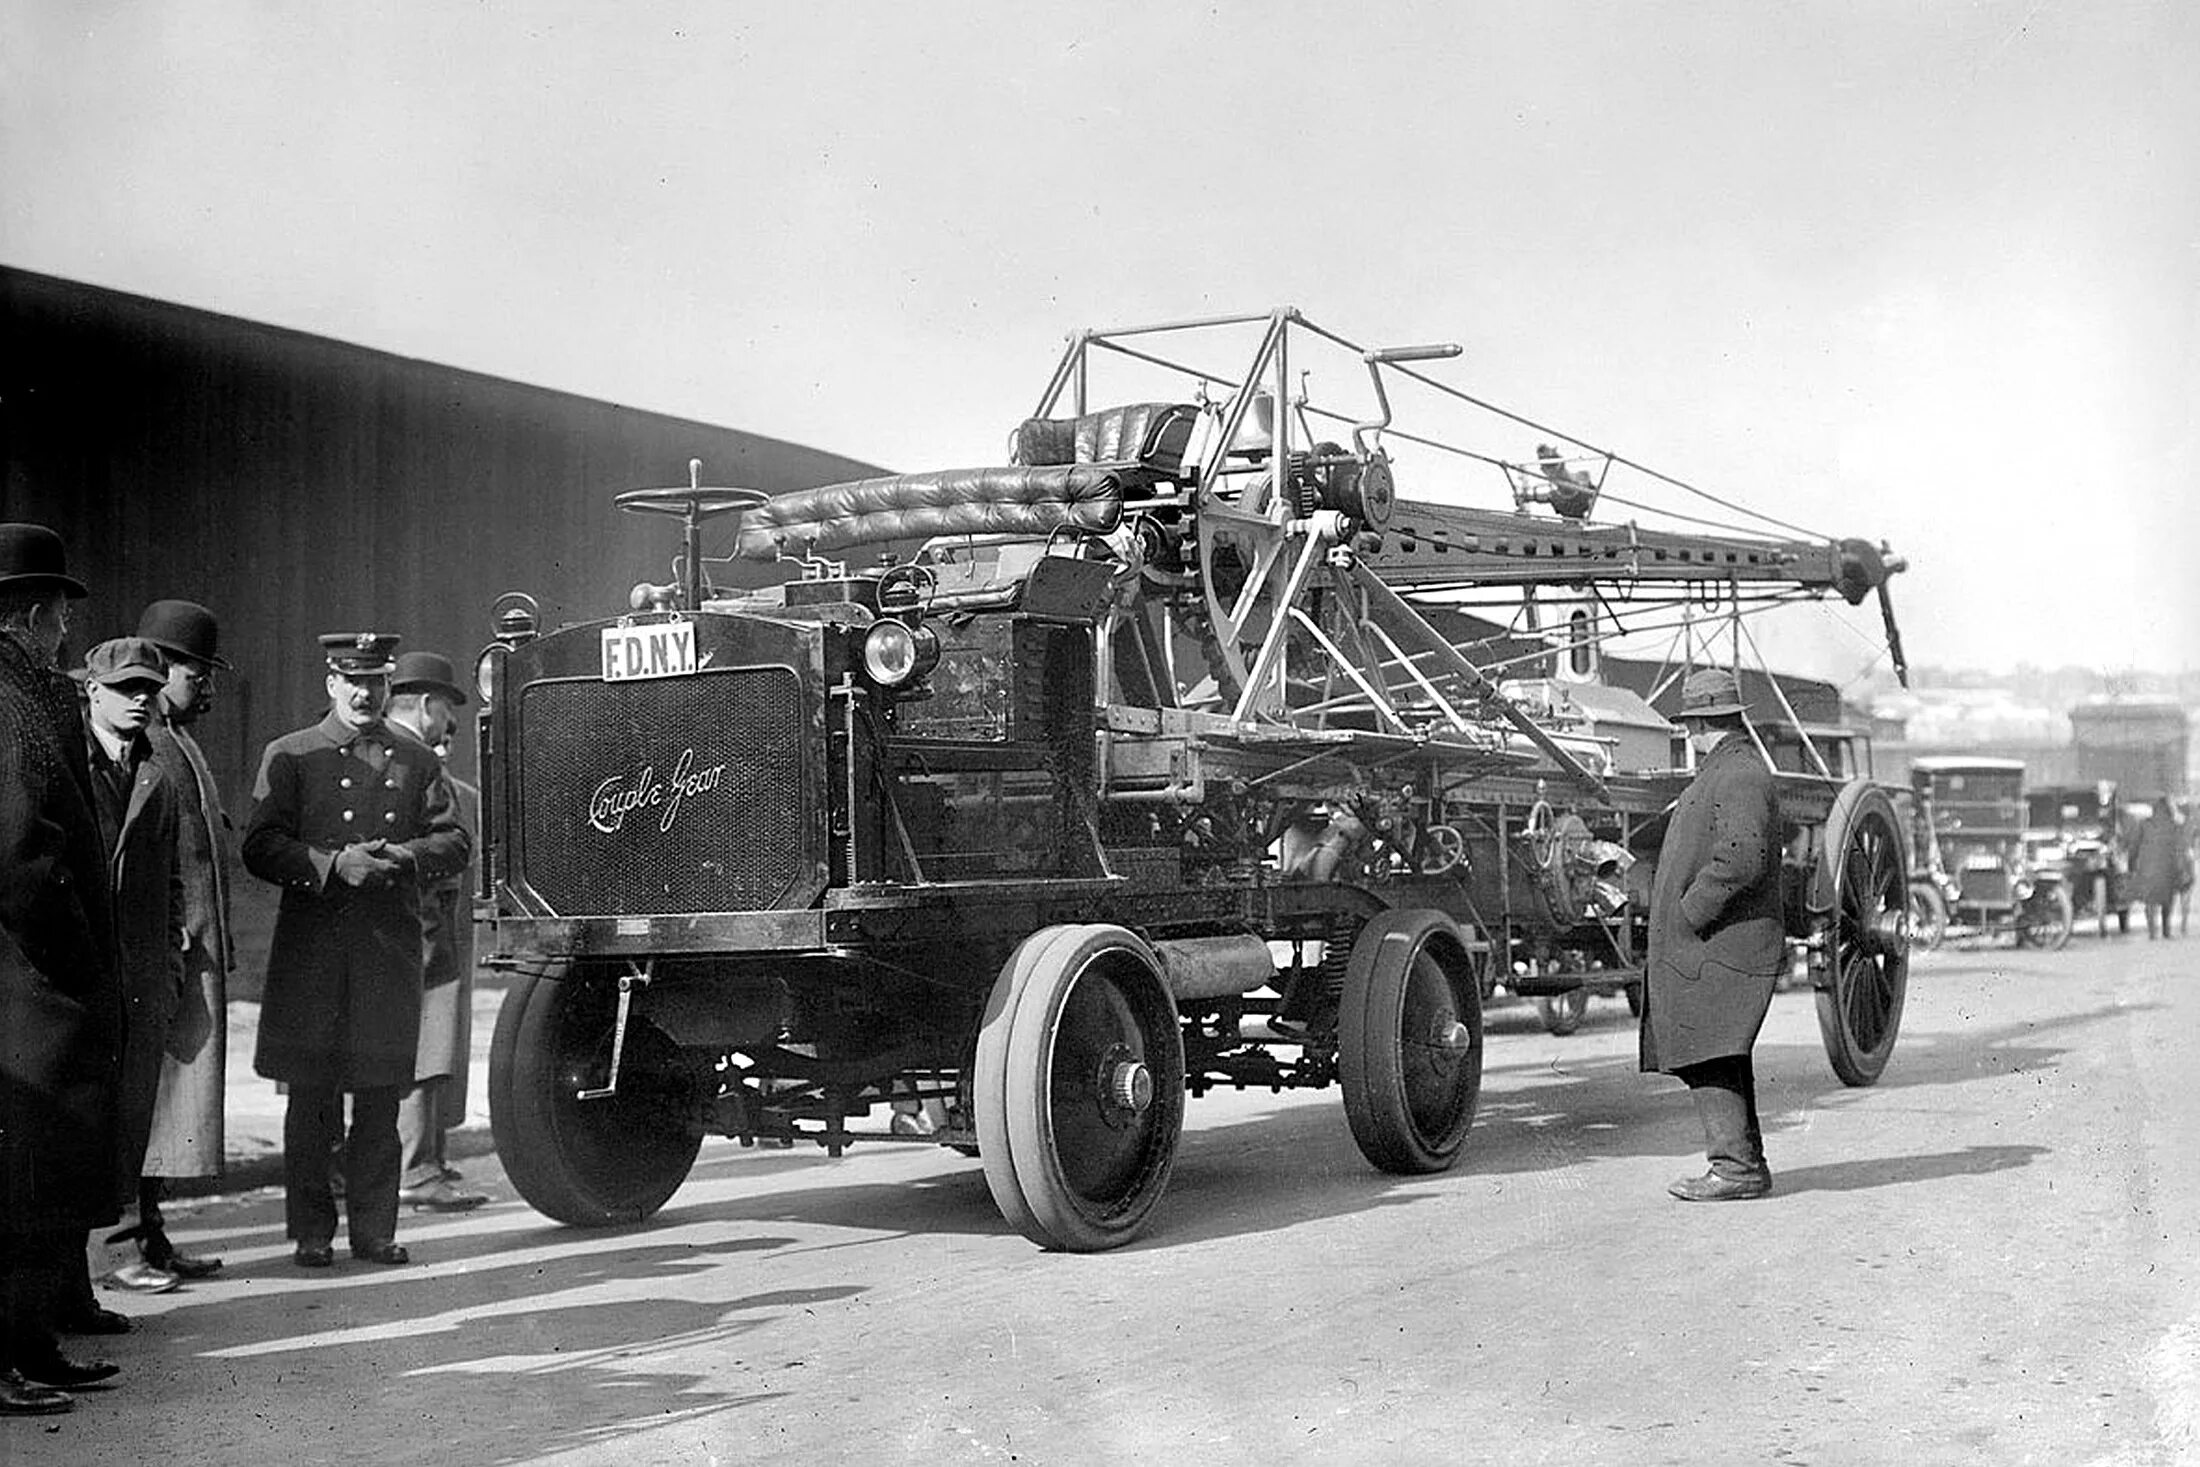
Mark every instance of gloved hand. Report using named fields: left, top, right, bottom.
left=332, top=842, right=401, bottom=889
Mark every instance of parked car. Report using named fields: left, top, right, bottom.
left=1910, top=758, right=2073, bottom=949
left=2023, top=782, right=2132, bottom=938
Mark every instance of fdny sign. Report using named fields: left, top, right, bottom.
left=601, top=620, right=697, bottom=682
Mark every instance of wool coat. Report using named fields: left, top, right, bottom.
left=243, top=712, right=470, bottom=1091
left=140, top=718, right=232, bottom=1178
left=2129, top=808, right=2189, bottom=907
left=1639, top=732, right=1786, bottom=1074
left=411, top=765, right=476, bottom=1113
left=0, top=634, right=123, bottom=1231
left=87, top=717, right=186, bottom=1204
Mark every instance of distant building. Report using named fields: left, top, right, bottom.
left=2068, top=697, right=2190, bottom=797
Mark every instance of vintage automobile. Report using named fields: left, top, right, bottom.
left=2023, top=782, right=2132, bottom=938
left=474, top=309, right=1918, bottom=1250
left=1895, top=785, right=1957, bottom=953
left=1909, top=757, right=2073, bottom=948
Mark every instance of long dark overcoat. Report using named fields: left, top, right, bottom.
left=140, top=718, right=232, bottom=1178
left=2129, top=809, right=2188, bottom=907
left=243, top=712, right=469, bottom=1090
left=1640, top=733, right=1785, bottom=1073
left=89, top=721, right=185, bottom=1204
left=0, top=635, right=123, bottom=1231
left=412, top=773, right=478, bottom=1118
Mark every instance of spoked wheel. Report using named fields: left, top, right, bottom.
left=1906, top=881, right=1949, bottom=954
left=974, top=926, right=1187, bottom=1251
left=2015, top=884, right=2075, bottom=950
left=1340, top=910, right=1484, bottom=1173
left=489, top=961, right=703, bottom=1226
left=1535, top=987, right=1590, bottom=1036
left=1812, top=781, right=1911, bottom=1087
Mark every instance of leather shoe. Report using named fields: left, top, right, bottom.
left=350, top=1242, right=410, bottom=1266
left=143, top=1234, right=224, bottom=1279
left=0, top=1368, right=72, bottom=1415
left=100, top=1261, right=180, bottom=1294
left=1667, top=1170, right=1773, bottom=1202
left=17, top=1352, right=119, bottom=1389
left=55, top=1304, right=131, bottom=1336
left=293, top=1243, right=336, bottom=1269
left=399, top=1178, right=489, bottom=1213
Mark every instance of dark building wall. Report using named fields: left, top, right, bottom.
left=1, top=265, right=884, bottom=801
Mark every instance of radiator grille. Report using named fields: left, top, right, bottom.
left=515, top=666, right=810, bottom=915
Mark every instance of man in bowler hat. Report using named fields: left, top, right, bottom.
left=242, top=633, right=470, bottom=1267
left=1640, top=667, right=1783, bottom=1201
left=128, top=600, right=235, bottom=1278
left=0, top=525, right=125, bottom=1413
left=384, top=651, right=489, bottom=1213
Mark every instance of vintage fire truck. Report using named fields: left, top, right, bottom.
left=473, top=309, right=1917, bottom=1250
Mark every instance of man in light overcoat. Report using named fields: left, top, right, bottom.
left=385, top=651, right=489, bottom=1213
left=134, top=599, right=235, bottom=1277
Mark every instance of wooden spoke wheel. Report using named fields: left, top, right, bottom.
left=1339, top=910, right=1484, bottom=1173
left=1536, top=987, right=1591, bottom=1036
left=2014, top=883, right=2075, bottom=951
left=1906, top=881, right=1949, bottom=954
left=488, top=962, right=703, bottom=1226
left=1812, top=781, right=1911, bottom=1087
left=974, top=926, right=1187, bottom=1251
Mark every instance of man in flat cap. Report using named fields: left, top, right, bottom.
left=129, top=600, right=235, bottom=1279
left=384, top=651, right=489, bottom=1213
left=76, top=639, right=186, bottom=1300
left=1640, top=666, right=1783, bottom=1202
left=242, top=633, right=470, bottom=1268
left=0, top=525, right=125, bottom=1413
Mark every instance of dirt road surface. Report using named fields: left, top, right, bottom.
left=13, top=934, right=2196, bottom=1466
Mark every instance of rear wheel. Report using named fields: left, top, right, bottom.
left=1340, top=910, right=1484, bottom=1173
left=489, top=962, right=703, bottom=1226
left=1812, top=781, right=1910, bottom=1087
left=974, top=926, right=1186, bottom=1251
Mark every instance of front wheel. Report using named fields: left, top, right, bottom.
left=1340, top=910, right=1484, bottom=1174
left=488, top=962, right=703, bottom=1226
left=974, top=926, right=1187, bottom=1251
left=2017, top=884, right=2075, bottom=951
left=1907, top=881, right=1949, bottom=954
left=1536, top=988, right=1590, bottom=1036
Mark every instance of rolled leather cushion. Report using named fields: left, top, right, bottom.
left=733, top=464, right=1129, bottom=562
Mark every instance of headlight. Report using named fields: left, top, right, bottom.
left=474, top=646, right=501, bottom=706
left=2012, top=877, right=2034, bottom=900
left=861, top=619, right=940, bottom=687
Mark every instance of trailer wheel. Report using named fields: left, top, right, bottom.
left=1536, top=988, right=1590, bottom=1036
left=2015, top=884, right=2075, bottom=951
left=1340, top=910, right=1484, bottom=1173
left=1906, top=881, right=1948, bottom=953
left=489, top=962, right=702, bottom=1226
left=1812, top=781, right=1910, bottom=1087
left=974, top=926, right=1186, bottom=1251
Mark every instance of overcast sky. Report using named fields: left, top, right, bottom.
left=4, top=0, right=2195, bottom=682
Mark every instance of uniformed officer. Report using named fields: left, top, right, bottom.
left=242, top=633, right=470, bottom=1267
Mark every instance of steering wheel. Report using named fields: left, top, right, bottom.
left=614, top=486, right=769, bottom=521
